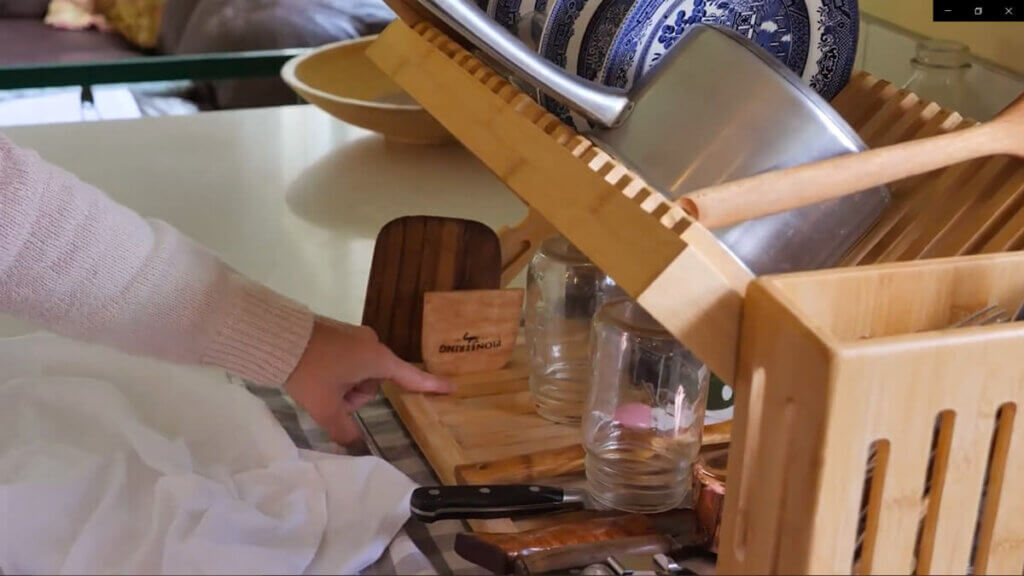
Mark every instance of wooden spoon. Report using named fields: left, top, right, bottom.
left=678, top=93, right=1024, bottom=229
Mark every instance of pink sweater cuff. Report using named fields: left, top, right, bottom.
left=202, top=275, right=315, bottom=388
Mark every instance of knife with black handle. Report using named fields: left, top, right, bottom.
left=410, top=484, right=590, bottom=522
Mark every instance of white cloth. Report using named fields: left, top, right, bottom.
left=0, top=333, right=416, bottom=575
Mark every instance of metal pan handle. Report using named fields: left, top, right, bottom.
left=414, top=0, right=633, bottom=128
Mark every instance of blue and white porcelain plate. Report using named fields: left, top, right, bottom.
left=508, top=0, right=857, bottom=130
left=642, top=0, right=811, bottom=88
left=576, top=0, right=641, bottom=82
left=803, top=0, right=859, bottom=98
left=600, top=0, right=857, bottom=101
left=536, top=0, right=606, bottom=128
left=491, top=0, right=550, bottom=46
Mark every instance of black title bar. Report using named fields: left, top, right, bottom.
left=934, top=0, right=1023, bottom=21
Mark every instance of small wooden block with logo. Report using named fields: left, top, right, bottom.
left=421, top=289, right=524, bottom=375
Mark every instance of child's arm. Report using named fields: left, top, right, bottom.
left=0, top=134, right=313, bottom=387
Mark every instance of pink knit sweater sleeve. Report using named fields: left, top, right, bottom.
left=0, top=135, right=314, bottom=387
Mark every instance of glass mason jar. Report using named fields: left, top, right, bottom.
left=901, top=39, right=987, bottom=121
left=525, top=236, right=622, bottom=424
left=584, top=299, right=710, bottom=513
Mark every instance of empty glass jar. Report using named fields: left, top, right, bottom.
left=901, top=38, right=987, bottom=121
left=525, top=236, right=622, bottom=424
left=584, top=299, right=709, bottom=513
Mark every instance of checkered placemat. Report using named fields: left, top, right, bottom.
left=239, top=377, right=488, bottom=576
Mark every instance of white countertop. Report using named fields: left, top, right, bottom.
left=0, top=104, right=527, bottom=337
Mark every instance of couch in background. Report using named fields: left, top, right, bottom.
left=0, top=0, right=140, bottom=65
left=0, top=0, right=396, bottom=110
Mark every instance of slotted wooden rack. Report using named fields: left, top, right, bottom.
left=367, top=16, right=1024, bottom=567
left=831, top=73, right=1024, bottom=265
left=369, top=20, right=753, bottom=387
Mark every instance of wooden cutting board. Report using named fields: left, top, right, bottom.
left=382, top=335, right=732, bottom=533
left=383, top=339, right=577, bottom=486
left=383, top=337, right=731, bottom=484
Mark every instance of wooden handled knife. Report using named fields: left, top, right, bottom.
left=453, top=509, right=704, bottom=574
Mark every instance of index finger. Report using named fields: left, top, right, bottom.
left=380, top=349, right=455, bottom=394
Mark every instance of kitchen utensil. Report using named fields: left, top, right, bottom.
left=512, top=539, right=674, bottom=575
left=453, top=509, right=698, bottom=574
left=413, top=473, right=732, bottom=520
left=949, top=304, right=1012, bottom=328
left=607, top=554, right=656, bottom=576
left=362, top=215, right=502, bottom=362
left=653, top=552, right=697, bottom=575
left=410, top=484, right=596, bottom=522
left=678, top=93, right=1024, bottom=229
left=512, top=539, right=715, bottom=575
left=582, top=562, right=617, bottom=575
left=391, top=0, right=889, bottom=276
left=280, top=36, right=453, bottom=144
left=379, top=345, right=588, bottom=520
left=421, top=288, right=524, bottom=375
left=352, top=411, right=385, bottom=458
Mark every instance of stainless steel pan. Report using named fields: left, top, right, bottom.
left=410, top=0, right=889, bottom=274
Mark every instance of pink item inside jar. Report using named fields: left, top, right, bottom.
left=613, top=402, right=651, bottom=430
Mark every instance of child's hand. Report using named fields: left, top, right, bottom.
left=285, top=316, right=454, bottom=447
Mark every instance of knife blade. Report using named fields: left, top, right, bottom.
left=354, top=411, right=384, bottom=454
left=454, top=509, right=700, bottom=574
left=410, top=484, right=594, bottom=522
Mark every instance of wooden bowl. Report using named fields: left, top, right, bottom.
left=281, top=36, right=453, bottom=145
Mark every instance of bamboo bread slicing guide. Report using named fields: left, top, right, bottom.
left=367, top=8, right=753, bottom=386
